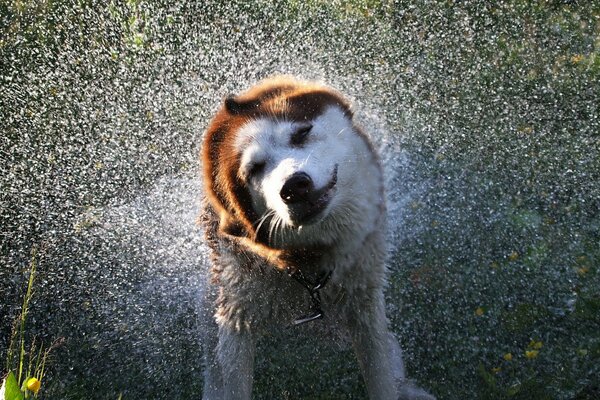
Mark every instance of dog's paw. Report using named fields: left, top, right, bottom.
left=398, top=381, right=436, bottom=400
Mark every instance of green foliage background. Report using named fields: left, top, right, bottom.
left=1, top=0, right=599, bottom=399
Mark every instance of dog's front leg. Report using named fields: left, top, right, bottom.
left=216, top=327, right=256, bottom=400
left=349, top=293, right=399, bottom=400
left=350, top=293, right=435, bottom=400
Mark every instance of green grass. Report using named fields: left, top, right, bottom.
left=1, top=0, right=599, bottom=398
left=3, top=248, right=63, bottom=400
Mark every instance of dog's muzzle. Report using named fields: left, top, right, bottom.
left=279, top=165, right=338, bottom=226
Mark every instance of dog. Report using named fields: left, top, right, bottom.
left=199, top=76, right=434, bottom=400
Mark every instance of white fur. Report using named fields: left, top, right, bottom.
left=201, top=105, right=434, bottom=400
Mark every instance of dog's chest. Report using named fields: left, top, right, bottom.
left=212, top=252, right=349, bottom=332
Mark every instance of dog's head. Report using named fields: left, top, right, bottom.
left=202, top=76, right=381, bottom=254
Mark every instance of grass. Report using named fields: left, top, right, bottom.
left=1, top=0, right=599, bottom=398
left=2, top=248, right=63, bottom=400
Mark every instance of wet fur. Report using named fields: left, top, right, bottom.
left=199, top=76, right=434, bottom=400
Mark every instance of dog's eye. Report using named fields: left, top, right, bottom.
left=291, top=125, right=312, bottom=147
left=247, top=161, right=266, bottom=179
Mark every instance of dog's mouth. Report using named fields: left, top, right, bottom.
left=288, top=165, right=338, bottom=227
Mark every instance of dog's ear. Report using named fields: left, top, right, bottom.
left=224, top=95, right=242, bottom=114
left=225, top=95, right=260, bottom=115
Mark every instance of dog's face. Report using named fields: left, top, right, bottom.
left=202, top=77, right=380, bottom=253
left=235, top=106, right=350, bottom=229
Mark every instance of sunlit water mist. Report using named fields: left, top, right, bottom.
left=2, top=1, right=599, bottom=399
left=51, top=115, right=414, bottom=399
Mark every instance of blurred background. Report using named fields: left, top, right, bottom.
left=1, top=1, right=598, bottom=399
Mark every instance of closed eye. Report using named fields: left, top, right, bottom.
left=247, top=161, right=266, bottom=179
left=290, top=124, right=312, bottom=147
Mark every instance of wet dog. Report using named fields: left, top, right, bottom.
left=199, top=76, right=434, bottom=400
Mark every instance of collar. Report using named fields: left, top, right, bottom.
left=286, top=267, right=333, bottom=326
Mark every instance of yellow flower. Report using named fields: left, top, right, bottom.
left=528, top=340, right=543, bottom=349
left=503, top=353, right=513, bottom=361
left=26, top=377, right=41, bottom=394
left=577, top=267, right=589, bottom=276
left=525, top=350, right=539, bottom=359
left=491, top=367, right=502, bottom=374
left=571, top=54, right=584, bottom=64
left=475, top=307, right=485, bottom=316
left=518, top=125, right=534, bottom=134
left=508, top=251, right=519, bottom=261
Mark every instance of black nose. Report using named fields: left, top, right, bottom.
left=280, top=172, right=313, bottom=204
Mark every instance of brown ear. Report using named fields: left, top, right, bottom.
left=224, top=95, right=260, bottom=115
left=217, top=211, right=287, bottom=270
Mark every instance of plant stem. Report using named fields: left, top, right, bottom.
left=17, top=248, right=37, bottom=385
